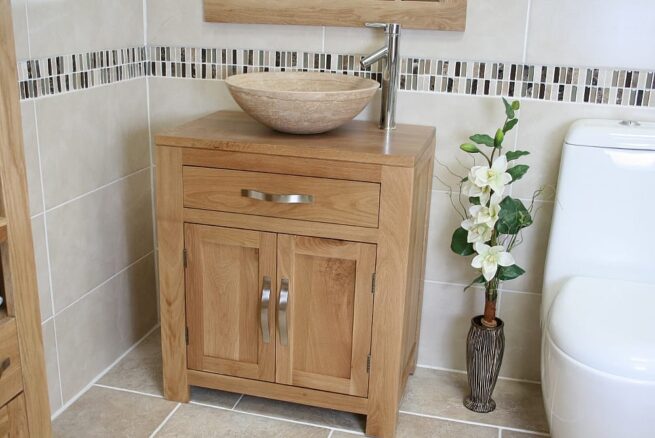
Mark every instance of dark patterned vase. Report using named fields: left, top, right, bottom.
left=464, top=316, right=505, bottom=413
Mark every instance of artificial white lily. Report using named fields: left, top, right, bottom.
left=471, top=243, right=515, bottom=281
left=461, top=219, right=493, bottom=243
left=469, top=203, right=500, bottom=227
left=462, top=181, right=492, bottom=205
left=472, top=155, right=513, bottom=194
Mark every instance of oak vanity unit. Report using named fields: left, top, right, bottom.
left=156, top=111, right=435, bottom=437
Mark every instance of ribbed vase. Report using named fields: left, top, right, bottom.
left=464, top=316, right=505, bottom=413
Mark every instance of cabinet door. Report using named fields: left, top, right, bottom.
left=276, top=235, right=376, bottom=397
left=185, top=224, right=276, bottom=382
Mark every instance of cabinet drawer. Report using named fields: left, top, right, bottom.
left=0, top=319, right=22, bottom=408
left=183, top=167, right=380, bottom=228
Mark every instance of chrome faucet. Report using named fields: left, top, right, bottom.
left=360, top=23, right=401, bottom=130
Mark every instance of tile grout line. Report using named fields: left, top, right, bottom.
left=423, top=278, right=543, bottom=297
left=93, top=383, right=163, bottom=400
left=398, top=410, right=547, bottom=436
left=522, top=0, right=533, bottom=64
left=23, top=0, right=67, bottom=411
left=50, top=323, right=160, bottom=420
left=415, top=363, right=541, bottom=385
left=52, top=250, right=154, bottom=319
left=149, top=403, right=181, bottom=438
left=190, top=399, right=364, bottom=435
left=230, top=394, right=244, bottom=410
left=43, top=165, right=150, bottom=215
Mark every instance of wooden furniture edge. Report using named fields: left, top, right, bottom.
left=203, top=0, right=467, bottom=31
left=0, top=1, right=52, bottom=434
left=156, top=147, right=190, bottom=402
left=187, top=370, right=369, bottom=414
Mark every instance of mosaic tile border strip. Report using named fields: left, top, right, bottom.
left=17, top=47, right=147, bottom=99
left=16, top=45, right=655, bottom=108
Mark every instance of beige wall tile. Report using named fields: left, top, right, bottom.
left=36, top=79, right=150, bottom=209
left=514, top=92, right=655, bottom=200
left=504, top=201, right=553, bottom=294
left=147, top=0, right=323, bottom=51
left=41, top=319, right=62, bottom=414
left=324, top=0, right=529, bottom=62
left=395, top=93, right=518, bottom=191
left=26, top=0, right=144, bottom=59
left=47, top=170, right=153, bottom=312
left=158, top=404, right=329, bottom=437
left=10, top=0, right=29, bottom=61
left=498, top=291, right=542, bottom=381
left=417, top=281, right=485, bottom=371
left=53, top=386, right=176, bottom=436
left=31, top=215, right=52, bottom=321
left=148, top=78, right=240, bottom=141
left=55, top=254, right=157, bottom=402
left=20, top=101, right=43, bottom=216
left=527, top=0, right=655, bottom=69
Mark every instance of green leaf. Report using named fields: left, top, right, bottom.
left=451, top=227, right=474, bottom=256
left=469, top=134, right=495, bottom=148
left=494, top=129, right=504, bottom=147
left=460, top=143, right=480, bottom=153
left=497, top=264, right=526, bottom=281
left=512, top=101, right=521, bottom=111
left=503, top=118, right=519, bottom=133
left=496, top=197, right=533, bottom=235
left=505, top=150, right=530, bottom=161
left=469, top=197, right=480, bottom=205
left=464, top=275, right=486, bottom=291
left=502, top=97, right=515, bottom=119
left=507, top=164, right=529, bottom=183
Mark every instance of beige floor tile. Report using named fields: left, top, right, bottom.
left=53, top=386, right=176, bottom=437
left=332, top=414, right=497, bottom=438
left=99, top=329, right=164, bottom=396
left=401, top=368, right=548, bottom=433
left=502, top=430, right=548, bottom=438
left=190, top=386, right=242, bottom=409
left=157, top=403, right=330, bottom=437
left=235, top=395, right=366, bottom=433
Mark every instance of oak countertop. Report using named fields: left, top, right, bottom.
left=155, top=111, right=436, bottom=168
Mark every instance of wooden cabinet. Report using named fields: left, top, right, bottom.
left=156, top=111, right=435, bottom=437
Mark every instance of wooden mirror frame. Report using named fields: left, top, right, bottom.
left=204, top=0, right=467, bottom=31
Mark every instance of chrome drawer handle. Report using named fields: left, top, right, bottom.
left=278, top=278, right=289, bottom=346
left=0, top=357, right=10, bottom=379
left=260, top=276, right=271, bottom=344
left=241, top=189, right=314, bottom=204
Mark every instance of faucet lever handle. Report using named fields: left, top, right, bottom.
left=365, top=22, right=387, bottom=30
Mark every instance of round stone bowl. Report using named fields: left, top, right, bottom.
left=225, top=72, right=379, bottom=135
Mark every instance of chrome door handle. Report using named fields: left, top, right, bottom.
left=278, top=278, right=289, bottom=346
left=241, top=189, right=314, bottom=204
left=260, top=276, right=272, bottom=343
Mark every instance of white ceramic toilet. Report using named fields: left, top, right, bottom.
left=541, top=119, right=655, bottom=438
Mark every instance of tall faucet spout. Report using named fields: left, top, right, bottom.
left=361, top=46, right=388, bottom=69
left=361, top=23, right=401, bottom=130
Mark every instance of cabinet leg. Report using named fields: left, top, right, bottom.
left=365, top=411, right=399, bottom=438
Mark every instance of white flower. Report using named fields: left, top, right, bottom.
left=462, top=181, right=491, bottom=205
left=461, top=219, right=493, bottom=243
left=469, top=203, right=500, bottom=227
left=471, top=243, right=515, bottom=281
left=472, top=156, right=513, bottom=194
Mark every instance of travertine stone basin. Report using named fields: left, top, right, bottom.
left=225, top=72, right=379, bottom=135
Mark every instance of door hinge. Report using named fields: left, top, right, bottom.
left=183, top=249, right=188, bottom=268
left=185, top=326, right=189, bottom=345
left=371, top=273, right=376, bottom=295
left=367, top=353, right=371, bottom=373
